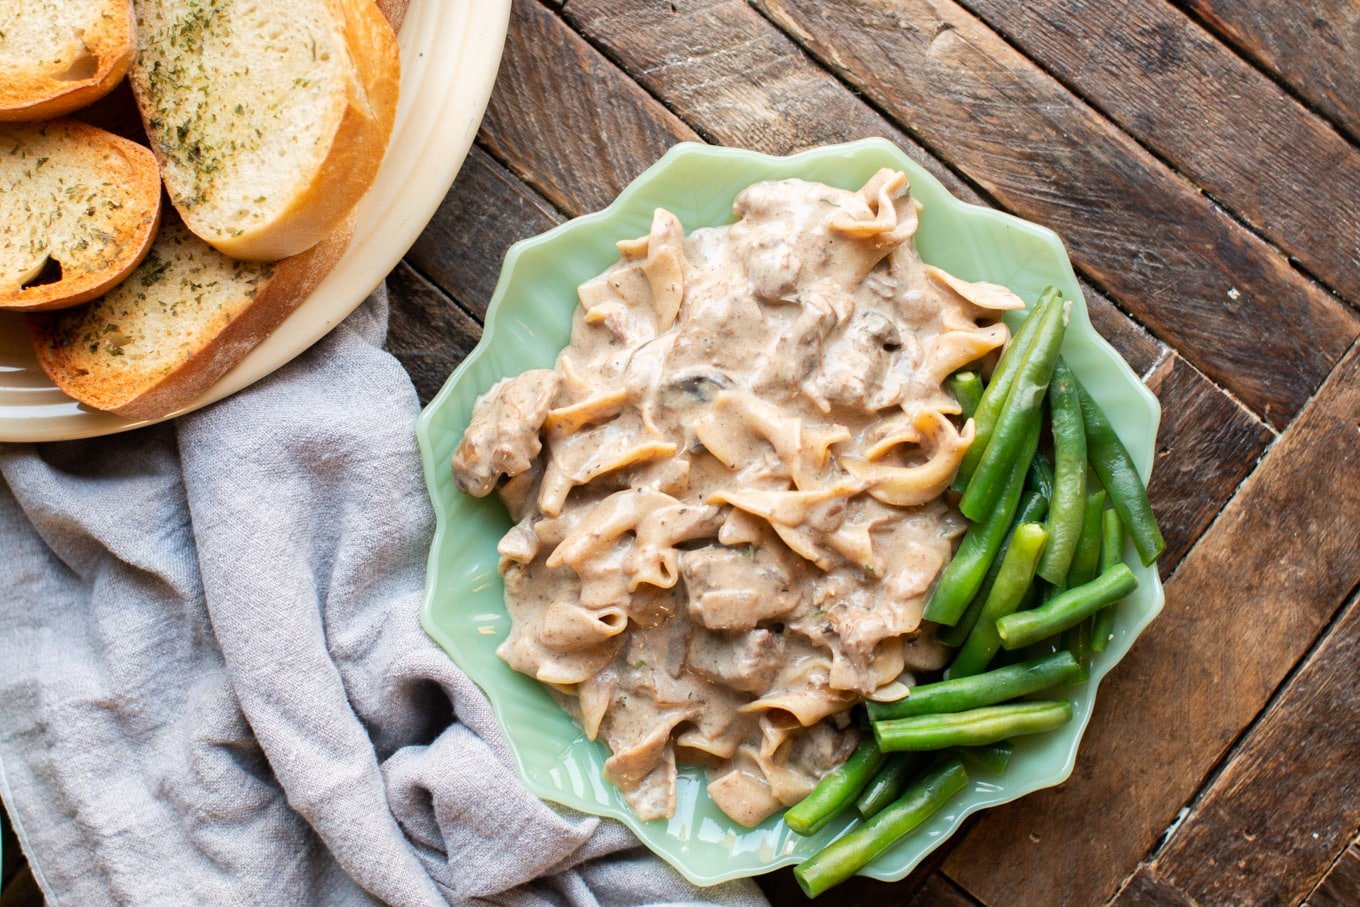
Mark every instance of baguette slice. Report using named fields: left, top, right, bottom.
left=27, top=214, right=352, bottom=420
left=0, top=120, right=161, bottom=311
left=130, top=0, right=400, bottom=261
left=0, top=0, right=135, bottom=121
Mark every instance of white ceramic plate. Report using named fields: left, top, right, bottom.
left=0, top=0, right=511, bottom=442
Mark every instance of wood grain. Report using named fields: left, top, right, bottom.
left=943, top=337, right=1360, bottom=905
left=385, top=262, right=483, bottom=406
left=957, top=0, right=1360, bottom=306
left=0, top=866, right=39, bottom=907
left=1116, top=867, right=1197, bottom=906
left=479, top=0, right=696, bottom=214
left=1143, top=354, right=1273, bottom=576
left=1309, top=842, right=1360, bottom=907
left=406, top=145, right=563, bottom=319
left=554, top=0, right=1165, bottom=378
left=752, top=0, right=1360, bottom=428
left=1177, top=0, right=1360, bottom=143
left=1136, top=590, right=1360, bottom=905
left=559, top=0, right=974, bottom=191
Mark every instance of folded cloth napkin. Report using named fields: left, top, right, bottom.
left=0, top=289, right=767, bottom=907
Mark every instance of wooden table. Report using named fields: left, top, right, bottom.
left=6, top=1, right=1360, bottom=904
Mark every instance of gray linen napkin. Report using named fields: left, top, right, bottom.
left=0, top=289, right=767, bottom=907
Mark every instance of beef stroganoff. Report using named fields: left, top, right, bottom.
left=452, top=170, right=1021, bottom=826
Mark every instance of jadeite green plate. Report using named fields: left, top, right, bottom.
left=416, top=138, right=1164, bottom=886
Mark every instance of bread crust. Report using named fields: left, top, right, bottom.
left=0, top=0, right=136, bottom=122
left=134, top=0, right=401, bottom=262
left=0, top=120, right=162, bottom=312
left=27, top=218, right=354, bottom=420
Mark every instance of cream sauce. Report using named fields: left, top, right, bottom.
left=452, top=170, right=1021, bottom=826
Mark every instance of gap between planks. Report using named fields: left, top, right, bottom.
left=1170, top=0, right=1360, bottom=149
left=1304, top=835, right=1360, bottom=907
left=943, top=0, right=1360, bottom=313
left=1117, top=581, right=1360, bottom=905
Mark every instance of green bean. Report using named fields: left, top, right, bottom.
left=925, top=419, right=1042, bottom=626
left=1091, top=510, right=1126, bottom=653
left=955, top=741, right=1014, bottom=775
left=937, top=489, right=1049, bottom=647
left=785, top=736, right=886, bottom=836
left=1035, top=360, right=1088, bottom=585
left=1027, top=451, right=1056, bottom=503
left=854, top=753, right=923, bottom=819
left=1100, top=506, right=1125, bottom=574
left=1061, top=489, right=1106, bottom=675
left=997, top=565, right=1139, bottom=651
left=870, top=652, right=1082, bottom=720
left=794, top=757, right=969, bottom=898
left=1064, top=620, right=1093, bottom=681
left=874, top=701, right=1073, bottom=752
left=1068, top=489, right=1107, bottom=587
left=1073, top=379, right=1165, bottom=565
left=946, top=523, right=1048, bottom=678
left=947, top=371, right=984, bottom=421
left=960, top=292, right=1069, bottom=521
left=953, top=291, right=1057, bottom=491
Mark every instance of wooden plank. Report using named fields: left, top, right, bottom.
left=957, top=0, right=1360, bottom=306
left=478, top=0, right=697, bottom=214
left=1177, top=0, right=1360, bottom=143
left=751, top=0, right=1360, bottom=428
left=406, top=145, right=563, bottom=319
left=1309, top=843, right=1360, bottom=907
left=1138, top=590, right=1360, bottom=905
left=0, top=865, right=40, bottom=907
left=905, top=872, right=981, bottom=907
left=558, top=0, right=975, bottom=195
left=942, top=337, right=1360, bottom=905
left=1116, top=866, right=1197, bottom=906
left=549, top=0, right=1165, bottom=378
left=385, top=262, right=483, bottom=405
left=1143, top=354, right=1273, bottom=577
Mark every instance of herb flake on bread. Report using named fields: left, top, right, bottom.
left=1, top=119, right=161, bottom=312
left=27, top=214, right=352, bottom=419
left=130, top=0, right=399, bottom=261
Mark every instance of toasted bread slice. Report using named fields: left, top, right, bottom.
left=129, top=0, right=400, bottom=261
left=0, top=0, right=135, bottom=121
left=27, top=214, right=352, bottom=420
left=0, top=120, right=161, bottom=312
